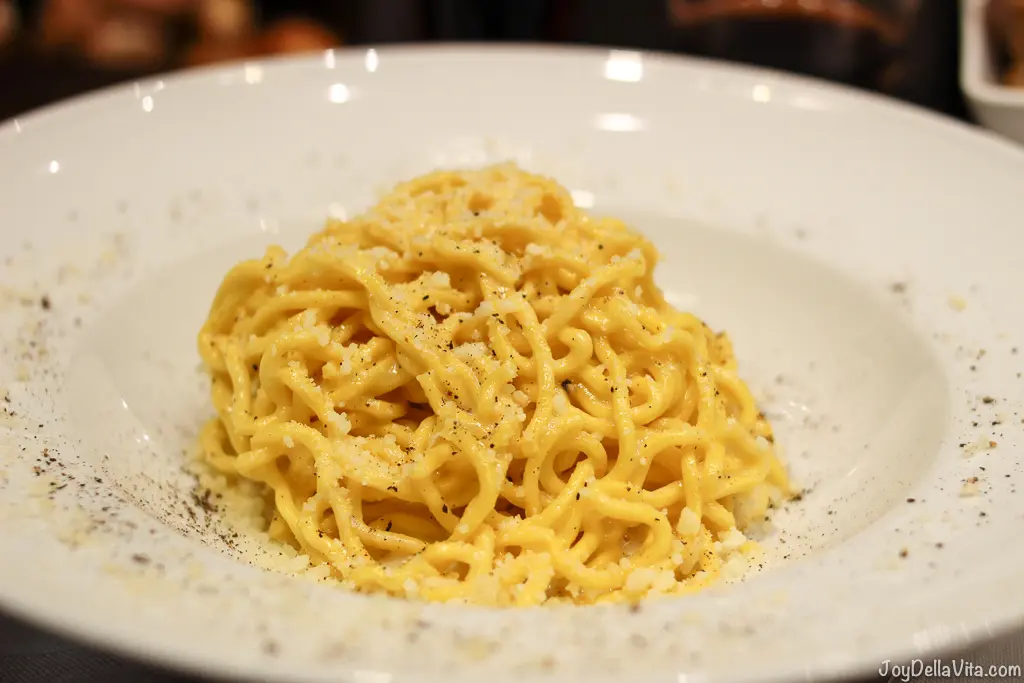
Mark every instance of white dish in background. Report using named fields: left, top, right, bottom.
left=962, top=0, right=1024, bottom=145
left=1, top=46, right=1024, bottom=683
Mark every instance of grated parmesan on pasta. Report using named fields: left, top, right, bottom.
left=196, top=163, right=794, bottom=606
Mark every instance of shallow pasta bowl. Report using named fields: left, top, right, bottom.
left=1, top=45, right=1024, bottom=683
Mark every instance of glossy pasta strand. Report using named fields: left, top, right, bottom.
left=197, top=163, right=794, bottom=606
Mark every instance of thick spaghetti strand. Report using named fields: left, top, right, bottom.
left=197, top=163, right=793, bottom=606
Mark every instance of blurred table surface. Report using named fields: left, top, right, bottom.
left=0, top=612, right=194, bottom=682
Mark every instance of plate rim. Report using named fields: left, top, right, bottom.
left=2, top=44, right=1024, bottom=683
left=2, top=40, right=1021, bottom=157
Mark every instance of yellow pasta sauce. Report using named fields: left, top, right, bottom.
left=197, top=163, right=793, bottom=606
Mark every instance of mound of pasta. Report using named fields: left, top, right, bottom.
left=197, top=163, right=792, bottom=606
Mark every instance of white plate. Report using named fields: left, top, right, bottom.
left=1, top=46, right=1023, bottom=683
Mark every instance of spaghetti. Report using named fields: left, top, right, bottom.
left=197, top=163, right=793, bottom=606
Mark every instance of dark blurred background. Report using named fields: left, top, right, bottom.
left=0, top=0, right=971, bottom=122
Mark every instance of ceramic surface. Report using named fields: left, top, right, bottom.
left=1, top=46, right=1023, bottom=683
